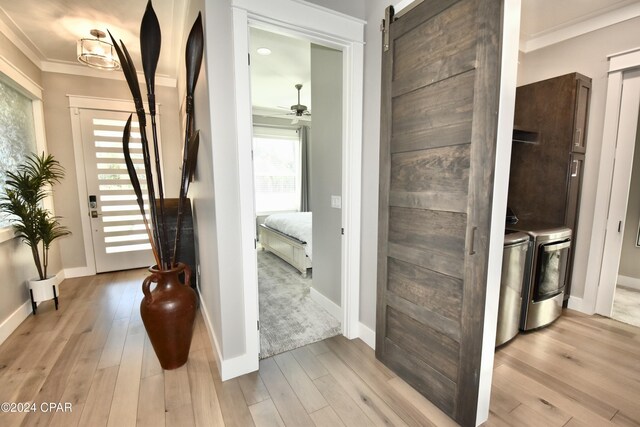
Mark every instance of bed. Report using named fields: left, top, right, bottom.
left=258, top=212, right=312, bottom=277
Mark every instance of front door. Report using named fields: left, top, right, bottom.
left=376, top=1, right=503, bottom=426
left=79, top=108, right=155, bottom=273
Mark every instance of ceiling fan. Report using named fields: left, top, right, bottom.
left=289, top=83, right=310, bottom=117
left=273, top=83, right=311, bottom=124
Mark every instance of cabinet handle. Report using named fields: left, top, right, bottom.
left=574, top=129, right=582, bottom=147
left=571, top=159, right=580, bottom=177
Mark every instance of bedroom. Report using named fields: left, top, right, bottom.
left=249, top=27, right=344, bottom=358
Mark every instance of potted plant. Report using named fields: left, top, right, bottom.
left=0, top=152, right=70, bottom=313
left=108, top=0, right=203, bottom=370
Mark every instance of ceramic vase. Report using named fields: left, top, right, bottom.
left=140, top=262, right=197, bottom=369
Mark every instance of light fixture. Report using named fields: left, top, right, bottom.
left=256, top=47, right=271, bottom=56
left=77, top=29, right=120, bottom=70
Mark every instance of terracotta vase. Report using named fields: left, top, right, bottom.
left=140, top=262, right=197, bottom=370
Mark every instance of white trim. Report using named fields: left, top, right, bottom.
left=594, top=69, right=640, bottom=316
left=617, top=275, right=640, bottom=291
left=198, top=287, right=258, bottom=380
left=309, top=288, right=342, bottom=322
left=69, top=102, right=97, bottom=278
left=0, top=54, right=42, bottom=99
left=358, top=322, right=376, bottom=350
left=230, top=0, right=364, bottom=379
left=0, top=11, right=42, bottom=67
left=520, top=3, right=640, bottom=53
left=608, top=47, right=640, bottom=73
left=567, top=296, right=592, bottom=314
left=477, top=1, right=521, bottom=425
left=233, top=0, right=365, bottom=41
left=63, top=266, right=94, bottom=279
left=41, top=61, right=177, bottom=88
left=0, top=300, right=32, bottom=346
left=0, top=227, right=14, bottom=244
left=231, top=6, right=261, bottom=376
left=583, top=72, right=624, bottom=313
left=67, top=95, right=163, bottom=278
left=0, top=268, right=64, bottom=346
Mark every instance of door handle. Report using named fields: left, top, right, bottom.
left=571, top=159, right=579, bottom=177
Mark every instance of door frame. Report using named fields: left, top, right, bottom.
left=582, top=47, right=640, bottom=315
left=68, top=95, right=162, bottom=277
left=231, top=0, right=365, bottom=364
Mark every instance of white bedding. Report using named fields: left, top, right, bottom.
left=264, top=212, right=312, bottom=260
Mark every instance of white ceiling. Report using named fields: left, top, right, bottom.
left=0, top=0, right=187, bottom=79
left=0, top=0, right=638, bottom=102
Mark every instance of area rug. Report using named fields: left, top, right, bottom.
left=612, top=286, right=640, bottom=328
left=258, top=250, right=341, bottom=358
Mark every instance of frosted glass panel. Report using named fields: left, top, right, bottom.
left=0, top=79, right=37, bottom=228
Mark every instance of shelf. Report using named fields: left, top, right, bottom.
left=512, top=128, right=539, bottom=144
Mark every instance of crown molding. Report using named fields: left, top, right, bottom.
left=0, top=7, right=43, bottom=67
left=520, top=2, right=640, bottom=53
left=41, top=60, right=177, bottom=87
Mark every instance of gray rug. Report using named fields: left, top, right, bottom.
left=612, top=286, right=640, bottom=328
left=258, top=250, right=341, bottom=358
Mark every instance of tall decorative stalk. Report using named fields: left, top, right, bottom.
left=140, top=2, right=169, bottom=268
left=110, top=0, right=202, bottom=271
left=172, top=12, right=203, bottom=266
left=123, top=115, right=161, bottom=268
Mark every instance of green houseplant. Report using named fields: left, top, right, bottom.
left=0, top=152, right=70, bottom=312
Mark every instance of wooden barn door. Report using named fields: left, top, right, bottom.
left=376, top=0, right=503, bottom=426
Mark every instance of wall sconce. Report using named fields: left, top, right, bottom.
left=77, top=29, right=120, bottom=70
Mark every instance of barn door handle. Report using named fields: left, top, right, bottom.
left=469, top=226, right=477, bottom=255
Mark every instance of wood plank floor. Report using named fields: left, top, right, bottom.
left=0, top=271, right=639, bottom=426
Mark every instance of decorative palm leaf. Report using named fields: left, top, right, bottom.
left=140, top=0, right=169, bottom=266
left=140, top=0, right=161, bottom=107
left=123, top=115, right=161, bottom=268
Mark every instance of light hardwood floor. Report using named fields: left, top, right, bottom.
left=0, top=271, right=639, bottom=427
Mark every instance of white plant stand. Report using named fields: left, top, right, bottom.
left=28, top=277, right=59, bottom=315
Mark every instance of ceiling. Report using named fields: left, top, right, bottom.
left=0, top=0, right=187, bottom=79
left=0, top=0, right=638, bottom=104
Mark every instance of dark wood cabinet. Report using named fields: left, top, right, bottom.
left=508, top=73, right=591, bottom=300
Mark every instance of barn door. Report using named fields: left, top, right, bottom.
left=376, top=1, right=502, bottom=426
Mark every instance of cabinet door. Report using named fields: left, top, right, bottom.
left=563, top=153, right=584, bottom=299
left=572, top=79, right=591, bottom=153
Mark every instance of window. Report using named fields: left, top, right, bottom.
left=253, top=126, right=300, bottom=214
left=0, top=77, right=38, bottom=228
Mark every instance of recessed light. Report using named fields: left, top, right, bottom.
left=257, top=47, right=271, bottom=56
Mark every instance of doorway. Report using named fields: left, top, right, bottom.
left=69, top=97, right=160, bottom=275
left=591, top=64, right=640, bottom=316
left=230, top=0, right=364, bottom=375
left=612, top=108, right=640, bottom=327
left=249, top=27, right=344, bottom=358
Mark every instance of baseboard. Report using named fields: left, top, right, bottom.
left=358, top=322, right=376, bottom=350
left=309, top=287, right=342, bottom=321
left=0, top=268, right=66, bottom=346
left=618, top=274, right=640, bottom=291
left=63, top=266, right=94, bottom=278
left=197, top=288, right=258, bottom=381
left=0, top=300, right=32, bottom=346
left=567, top=296, right=594, bottom=314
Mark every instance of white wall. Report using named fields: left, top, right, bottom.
left=188, top=0, right=250, bottom=364
left=42, top=72, right=182, bottom=271
left=310, top=43, right=343, bottom=306
left=0, top=31, right=63, bottom=342
left=304, top=0, right=365, bottom=19
left=518, top=16, right=640, bottom=300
